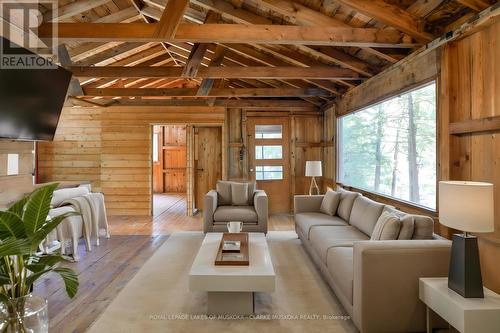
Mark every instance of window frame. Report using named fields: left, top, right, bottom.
left=336, top=80, right=438, bottom=212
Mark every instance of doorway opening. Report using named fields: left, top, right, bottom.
left=152, top=125, right=187, bottom=217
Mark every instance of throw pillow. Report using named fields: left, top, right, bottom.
left=398, top=215, right=415, bottom=240
left=371, top=212, right=401, bottom=240
left=320, top=189, right=341, bottom=216
left=231, top=182, right=249, bottom=206
left=336, top=187, right=360, bottom=221
left=216, top=181, right=232, bottom=206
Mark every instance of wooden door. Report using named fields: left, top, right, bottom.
left=152, top=125, right=187, bottom=193
left=194, top=127, right=222, bottom=211
left=247, top=117, right=290, bottom=213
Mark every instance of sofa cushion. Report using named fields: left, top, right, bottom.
left=412, top=216, right=434, bottom=239
left=320, top=189, right=341, bottom=216
left=216, top=181, right=232, bottom=205
left=383, top=206, right=434, bottom=239
left=214, top=206, right=258, bottom=222
left=231, top=182, right=248, bottom=206
left=336, top=187, right=360, bottom=221
left=371, top=212, right=401, bottom=240
left=295, top=213, right=347, bottom=239
left=398, top=215, right=415, bottom=240
left=327, top=247, right=354, bottom=305
left=51, top=186, right=90, bottom=207
left=309, top=225, right=368, bottom=263
left=349, top=196, right=385, bottom=237
left=247, top=181, right=256, bottom=205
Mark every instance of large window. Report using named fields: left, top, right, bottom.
left=338, top=82, right=437, bottom=209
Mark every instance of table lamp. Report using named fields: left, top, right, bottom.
left=439, top=181, right=495, bottom=298
left=305, top=161, right=322, bottom=195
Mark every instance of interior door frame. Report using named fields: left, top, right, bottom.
left=150, top=122, right=226, bottom=217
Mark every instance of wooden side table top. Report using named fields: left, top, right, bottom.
left=419, top=277, right=500, bottom=333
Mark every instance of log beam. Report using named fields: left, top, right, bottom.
left=153, top=0, right=190, bottom=38
left=70, top=66, right=362, bottom=80
left=81, top=87, right=332, bottom=98
left=37, top=23, right=417, bottom=47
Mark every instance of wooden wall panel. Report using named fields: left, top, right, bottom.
left=0, top=140, right=34, bottom=208
left=337, top=49, right=439, bottom=116
left=38, top=106, right=224, bottom=216
left=38, top=108, right=102, bottom=191
left=293, top=116, right=324, bottom=195
left=440, top=22, right=500, bottom=293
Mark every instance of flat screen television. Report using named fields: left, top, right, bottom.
left=0, top=37, right=72, bottom=141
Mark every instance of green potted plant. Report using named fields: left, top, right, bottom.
left=0, top=183, right=79, bottom=332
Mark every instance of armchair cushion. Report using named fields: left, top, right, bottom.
left=231, top=182, right=248, bottom=205
left=216, top=181, right=232, bottom=205
left=213, top=206, right=258, bottom=222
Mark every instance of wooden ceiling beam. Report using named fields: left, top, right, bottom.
left=38, top=23, right=416, bottom=47
left=181, top=11, right=220, bottom=77
left=70, top=65, right=361, bottom=80
left=197, top=45, right=227, bottom=96
left=43, top=0, right=111, bottom=22
left=153, top=0, right=190, bottom=38
left=334, top=0, right=434, bottom=42
left=456, top=0, right=492, bottom=12
left=81, top=87, right=333, bottom=98
left=250, top=0, right=399, bottom=64
left=109, top=98, right=318, bottom=110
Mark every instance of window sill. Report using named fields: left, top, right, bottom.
left=336, top=183, right=437, bottom=217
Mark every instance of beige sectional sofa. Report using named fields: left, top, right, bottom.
left=295, top=188, right=452, bottom=333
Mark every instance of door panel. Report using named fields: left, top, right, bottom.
left=247, top=117, right=290, bottom=213
left=195, top=127, right=222, bottom=211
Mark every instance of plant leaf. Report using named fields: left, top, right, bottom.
left=26, top=254, right=68, bottom=273
left=30, top=211, right=80, bottom=246
left=0, top=211, right=26, bottom=239
left=53, top=268, right=79, bottom=298
left=0, top=238, right=32, bottom=257
left=7, top=195, right=29, bottom=217
left=22, top=183, right=58, bottom=236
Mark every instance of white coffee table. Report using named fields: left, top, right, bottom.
left=189, top=232, right=275, bottom=315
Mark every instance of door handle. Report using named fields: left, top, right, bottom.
left=196, top=168, right=204, bottom=171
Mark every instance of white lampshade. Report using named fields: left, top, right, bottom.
left=305, top=161, right=322, bottom=177
left=439, top=181, right=494, bottom=233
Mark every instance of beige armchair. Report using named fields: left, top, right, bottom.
left=203, top=181, right=268, bottom=234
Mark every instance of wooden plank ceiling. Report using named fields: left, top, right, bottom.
left=35, top=0, right=493, bottom=110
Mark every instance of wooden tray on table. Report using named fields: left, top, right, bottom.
left=214, top=233, right=249, bottom=266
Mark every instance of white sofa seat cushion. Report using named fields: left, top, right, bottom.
left=327, top=247, right=354, bottom=305
left=309, top=225, right=368, bottom=263
left=295, top=213, right=347, bottom=239
left=349, top=196, right=385, bottom=237
left=213, top=206, right=258, bottom=222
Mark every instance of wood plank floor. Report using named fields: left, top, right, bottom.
left=35, top=193, right=294, bottom=332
